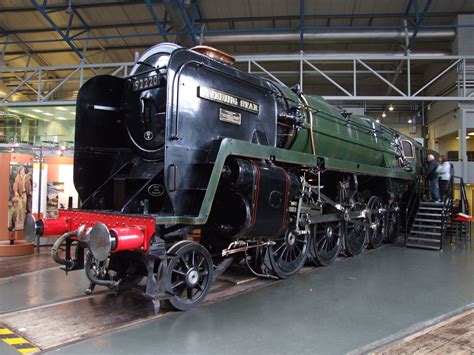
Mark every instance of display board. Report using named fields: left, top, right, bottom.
left=8, top=163, right=33, bottom=231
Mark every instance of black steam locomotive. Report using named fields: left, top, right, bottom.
left=25, top=43, right=427, bottom=312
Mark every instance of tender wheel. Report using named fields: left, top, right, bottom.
left=163, top=241, right=213, bottom=311
left=385, top=203, right=399, bottom=243
left=309, top=221, right=342, bottom=266
left=366, top=196, right=386, bottom=249
left=267, top=228, right=309, bottom=279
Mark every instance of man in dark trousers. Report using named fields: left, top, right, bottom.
left=426, top=154, right=440, bottom=202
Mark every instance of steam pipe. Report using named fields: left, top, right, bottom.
left=204, top=29, right=455, bottom=45
left=51, top=231, right=76, bottom=268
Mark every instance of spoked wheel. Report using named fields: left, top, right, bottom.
left=267, top=228, right=309, bottom=279
left=345, top=221, right=367, bottom=256
left=385, top=203, right=399, bottom=243
left=309, top=221, right=342, bottom=266
left=366, top=196, right=386, bottom=249
left=162, top=241, right=213, bottom=311
left=343, top=195, right=367, bottom=256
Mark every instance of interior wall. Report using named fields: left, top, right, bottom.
left=44, top=156, right=78, bottom=209
left=437, top=137, right=474, bottom=155
left=37, top=120, right=75, bottom=143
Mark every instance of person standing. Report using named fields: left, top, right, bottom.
left=437, top=155, right=451, bottom=202
left=426, top=154, right=440, bottom=202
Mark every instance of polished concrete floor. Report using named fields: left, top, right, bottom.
left=1, top=241, right=473, bottom=355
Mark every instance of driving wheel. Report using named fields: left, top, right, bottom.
left=309, top=221, right=342, bottom=266
left=367, top=196, right=386, bottom=249
left=267, top=228, right=309, bottom=279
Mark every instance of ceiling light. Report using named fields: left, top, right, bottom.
left=468, top=132, right=474, bottom=136
left=408, top=119, right=413, bottom=124
left=456, top=137, right=459, bottom=140
left=32, top=109, right=43, bottom=113
left=56, top=117, right=67, bottom=120
left=69, top=111, right=76, bottom=115
left=466, top=136, right=470, bottom=139
left=388, top=104, right=394, bottom=111
left=43, top=113, right=53, bottom=116
left=375, top=118, right=380, bottom=123
left=56, top=107, right=68, bottom=111
left=382, top=112, right=386, bottom=118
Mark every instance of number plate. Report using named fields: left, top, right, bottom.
left=133, top=74, right=160, bottom=92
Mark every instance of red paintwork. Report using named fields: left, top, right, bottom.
left=110, top=226, right=145, bottom=252
left=51, top=210, right=156, bottom=252
left=42, top=217, right=69, bottom=236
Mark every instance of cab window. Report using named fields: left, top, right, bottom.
left=401, top=140, right=414, bottom=158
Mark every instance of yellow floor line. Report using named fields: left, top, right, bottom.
left=0, top=324, right=40, bottom=354
left=4, top=337, right=29, bottom=345
left=17, top=348, right=40, bottom=354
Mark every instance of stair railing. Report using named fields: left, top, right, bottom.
left=404, top=177, right=422, bottom=246
left=447, top=176, right=469, bottom=243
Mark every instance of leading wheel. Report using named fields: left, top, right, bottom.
left=367, top=196, right=386, bottom=249
left=309, top=221, right=342, bottom=266
left=162, top=241, right=213, bottom=311
left=267, top=228, right=309, bottom=279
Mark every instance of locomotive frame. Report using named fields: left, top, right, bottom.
left=24, top=43, right=426, bottom=313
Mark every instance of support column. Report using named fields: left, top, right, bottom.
left=459, top=109, right=467, bottom=181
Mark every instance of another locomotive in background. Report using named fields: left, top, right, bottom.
left=25, top=43, right=426, bottom=312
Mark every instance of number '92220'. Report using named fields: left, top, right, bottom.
left=133, top=74, right=160, bottom=92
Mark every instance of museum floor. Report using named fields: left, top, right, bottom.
left=0, top=239, right=473, bottom=355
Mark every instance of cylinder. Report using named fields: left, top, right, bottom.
left=110, top=226, right=145, bottom=252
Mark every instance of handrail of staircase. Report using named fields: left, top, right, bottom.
left=453, top=175, right=469, bottom=214
left=404, top=177, right=421, bottom=246
left=439, top=197, right=452, bottom=250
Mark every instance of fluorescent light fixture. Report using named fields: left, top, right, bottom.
left=468, top=132, right=474, bottom=136
left=382, top=112, right=386, bottom=118
left=32, top=109, right=43, bottom=113
left=56, top=116, right=67, bottom=120
left=56, top=107, right=68, bottom=111
left=407, top=119, right=413, bottom=124
left=43, top=113, right=53, bottom=116
left=388, top=104, right=394, bottom=111
left=69, top=111, right=76, bottom=115
left=466, top=136, right=470, bottom=139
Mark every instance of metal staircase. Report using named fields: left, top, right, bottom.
left=405, top=200, right=450, bottom=250
left=403, top=175, right=469, bottom=250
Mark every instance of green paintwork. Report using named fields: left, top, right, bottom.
left=155, top=138, right=413, bottom=225
left=277, top=85, right=406, bottom=175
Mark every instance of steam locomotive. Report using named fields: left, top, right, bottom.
left=25, top=43, right=426, bottom=312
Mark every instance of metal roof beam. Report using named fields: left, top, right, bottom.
left=176, top=0, right=198, bottom=45
left=0, top=1, right=140, bottom=13
left=406, top=0, right=433, bottom=51
left=145, top=0, right=169, bottom=41
left=30, top=0, right=85, bottom=60
left=299, top=0, right=304, bottom=52
left=5, top=21, right=157, bottom=35
left=195, top=11, right=474, bottom=24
